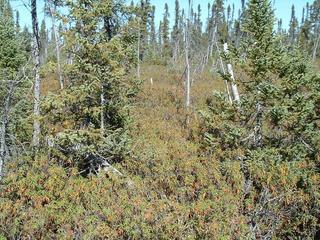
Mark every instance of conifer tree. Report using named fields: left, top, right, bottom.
left=310, top=0, right=320, bottom=61
left=289, top=5, right=298, bottom=44
left=43, top=0, right=138, bottom=174
left=39, top=19, right=48, bottom=64
left=202, top=0, right=320, bottom=238
left=172, top=0, right=180, bottom=62
left=0, top=0, right=29, bottom=178
left=162, top=3, right=170, bottom=58
left=158, top=20, right=163, bottom=54
left=15, top=10, right=20, bottom=32
left=150, top=6, right=156, bottom=46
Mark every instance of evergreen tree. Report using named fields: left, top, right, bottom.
left=172, top=0, right=180, bottom=61
left=202, top=0, right=320, bottom=238
left=0, top=0, right=29, bottom=178
left=162, top=3, right=170, bottom=57
left=43, top=0, right=138, bottom=173
left=39, top=19, right=48, bottom=64
left=21, top=26, right=32, bottom=56
left=213, top=0, right=228, bottom=42
left=15, top=10, right=20, bottom=32
left=289, top=5, right=298, bottom=44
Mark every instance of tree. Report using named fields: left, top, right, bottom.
left=201, top=0, right=320, bottom=238
left=0, top=0, right=28, bottom=178
left=149, top=5, right=156, bottom=56
left=162, top=3, right=170, bottom=58
left=46, top=0, right=64, bottom=89
left=15, top=10, right=20, bottom=32
left=289, top=5, right=298, bottom=45
left=310, top=0, right=320, bottom=61
left=172, top=0, right=180, bottom=62
left=39, top=19, right=48, bottom=64
left=43, top=0, right=138, bottom=174
left=31, top=0, right=41, bottom=148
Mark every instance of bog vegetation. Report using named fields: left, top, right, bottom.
left=0, top=0, right=319, bottom=239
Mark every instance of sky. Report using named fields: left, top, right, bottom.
left=11, top=0, right=310, bottom=30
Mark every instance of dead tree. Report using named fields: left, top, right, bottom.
left=216, top=42, right=232, bottom=104
left=223, top=43, right=240, bottom=103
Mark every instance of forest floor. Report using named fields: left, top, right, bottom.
left=126, top=64, right=222, bottom=177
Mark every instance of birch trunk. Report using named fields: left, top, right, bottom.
left=31, top=0, right=41, bottom=147
left=223, top=43, right=240, bottom=103
left=49, top=2, right=64, bottom=89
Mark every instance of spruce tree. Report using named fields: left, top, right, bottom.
left=0, top=0, right=29, bottom=178
left=43, top=0, right=138, bottom=174
left=172, top=0, right=180, bottom=61
left=162, top=3, right=170, bottom=58
left=39, top=19, right=48, bottom=64
left=289, top=5, right=298, bottom=44
left=201, top=0, right=320, bottom=238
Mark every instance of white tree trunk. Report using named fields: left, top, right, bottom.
left=216, top=42, right=232, bottom=104
left=223, top=43, right=240, bottom=103
left=31, top=0, right=41, bottom=147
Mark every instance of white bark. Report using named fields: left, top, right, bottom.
left=216, top=42, right=232, bottom=104
left=206, top=25, right=217, bottom=65
left=31, top=0, right=41, bottom=147
left=223, top=43, right=240, bottom=103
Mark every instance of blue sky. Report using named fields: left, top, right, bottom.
left=11, top=0, right=310, bottom=30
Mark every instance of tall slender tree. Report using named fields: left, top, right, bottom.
left=31, top=0, right=41, bottom=148
left=162, top=3, right=170, bottom=57
left=289, top=5, right=298, bottom=44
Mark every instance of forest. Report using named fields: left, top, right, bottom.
left=0, top=0, right=319, bottom=239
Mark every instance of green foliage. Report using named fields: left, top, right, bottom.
left=42, top=0, right=138, bottom=173
left=201, top=0, right=320, bottom=238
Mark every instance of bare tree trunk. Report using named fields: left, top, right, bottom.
left=312, top=33, right=320, bottom=62
left=49, top=1, right=64, bottom=89
left=216, top=42, right=232, bottom=104
left=206, top=25, right=217, bottom=65
left=0, top=82, right=13, bottom=180
left=31, top=0, right=41, bottom=147
left=223, top=43, right=240, bottom=103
